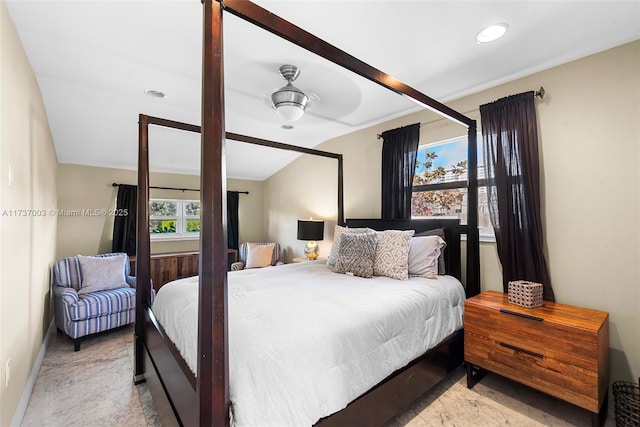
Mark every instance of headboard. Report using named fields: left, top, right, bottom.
left=345, top=218, right=462, bottom=282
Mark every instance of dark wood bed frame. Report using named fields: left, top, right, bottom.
left=134, top=1, right=481, bottom=426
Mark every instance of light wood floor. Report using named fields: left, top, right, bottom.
left=21, top=325, right=614, bottom=426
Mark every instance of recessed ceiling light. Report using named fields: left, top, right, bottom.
left=282, top=124, right=294, bottom=130
left=144, top=89, right=166, bottom=99
left=476, top=23, right=509, bottom=43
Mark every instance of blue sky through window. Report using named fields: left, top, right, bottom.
left=416, top=136, right=483, bottom=174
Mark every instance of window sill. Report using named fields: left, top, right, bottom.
left=151, top=236, right=200, bottom=243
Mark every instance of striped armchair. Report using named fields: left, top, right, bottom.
left=52, top=252, right=154, bottom=351
left=231, top=242, right=283, bottom=270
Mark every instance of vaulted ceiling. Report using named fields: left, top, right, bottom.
left=6, top=1, right=640, bottom=180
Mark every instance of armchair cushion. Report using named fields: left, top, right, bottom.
left=77, top=254, right=128, bottom=295
left=67, top=287, right=136, bottom=321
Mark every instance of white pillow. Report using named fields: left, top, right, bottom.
left=326, top=225, right=373, bottom=267
left=373, top=229, right=414, bottom=280
left=408, top=236, right=446, bottom=279
left=78, top=254, right=128, bottom=294
left=245, top=243, right=275, bottom=269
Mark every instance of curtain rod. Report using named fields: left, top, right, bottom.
left=111, top=183, right=249, bottom=194
left=376, top=86, right=545, bottom=139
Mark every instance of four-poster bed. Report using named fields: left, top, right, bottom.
left=134, top=0, right=480, bottom=425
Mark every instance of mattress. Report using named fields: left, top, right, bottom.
left=151, top=261, right=465, bottom=426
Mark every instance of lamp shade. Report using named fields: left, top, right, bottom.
left=297, top=220, right=324, bottom=241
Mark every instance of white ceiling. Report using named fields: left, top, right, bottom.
left=6, top=1, right=640, bottom=181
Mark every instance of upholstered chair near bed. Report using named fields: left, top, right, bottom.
left=230, top=242, right=283, bottom=271
left=52, top=252, right=155, bottom=351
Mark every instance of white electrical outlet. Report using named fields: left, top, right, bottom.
left=5, top=358, right=11, bottom=387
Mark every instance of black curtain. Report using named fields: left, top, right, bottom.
left=226, top=191, right=240, bottom=250
left=381, top=123, right=420, bottom=219
left=112, top=184, right=137, bottom=256
left=480, top=92, right=555, bottom=301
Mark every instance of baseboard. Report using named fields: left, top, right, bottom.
left=10, top=319, right=55, bottom=427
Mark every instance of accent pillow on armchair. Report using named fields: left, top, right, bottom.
left=231, top=242, right=283, bottom=270
left=77, top=254, right=129, bottom=294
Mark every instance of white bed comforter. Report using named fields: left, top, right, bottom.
left=152, top=261, right=465, bottom=427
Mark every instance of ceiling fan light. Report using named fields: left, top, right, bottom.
left=275, top=104, right=305, bottom=122
left=271, top=82, right=309, bottom=122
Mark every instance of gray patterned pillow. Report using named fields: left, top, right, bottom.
left=330, top=231, right=378, bottom=278
left=326, top=225, right=373, bottom=268
left=373, top=230, right=414, bottom=280
left=78, top=254, right=128, bottom=294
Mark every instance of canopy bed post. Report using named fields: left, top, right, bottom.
left=338, top=155, right=344, bottom=225
left=200, top=0, right=229, bottom=425
left=466, top=123, right=480, bottom=297
left=134, top=113, right=151, bottom=383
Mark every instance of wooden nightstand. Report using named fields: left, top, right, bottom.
left=464, top=291, right=609, bottom=426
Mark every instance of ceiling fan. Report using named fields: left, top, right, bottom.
left=269, top=64, right=319, bottom=123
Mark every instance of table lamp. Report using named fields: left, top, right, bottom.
left=297, top=219, right=324, bottom=260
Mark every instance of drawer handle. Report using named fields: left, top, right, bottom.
left=499, top=308, right=543, bottom=322
left=499, top=342, right=543, bottom=359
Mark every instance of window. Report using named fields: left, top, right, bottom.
left=150, top=199, right=200, bottom=240
left=411, top=136, right=493, bottom=239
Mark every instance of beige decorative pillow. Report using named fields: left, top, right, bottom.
left=78, top=254, right=128, bottom=295
left=408, top=236, right=446, bottom=279
left=326, top=225, right=373, bottom=268
left=330, top=231, right=378, bottom=278
left=373, top=230, right=414, bottom=280
left=245, top=243, right=275, bottom=269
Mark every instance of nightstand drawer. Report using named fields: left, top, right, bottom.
left=465, top=302, right=600, bottom=371
left=465, top=331, right=600, bottom=412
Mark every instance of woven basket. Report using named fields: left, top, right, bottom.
left=508, top=280, right=543, bottom=308
left=613, top=381, right=640, bottom=427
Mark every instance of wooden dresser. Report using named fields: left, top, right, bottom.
left=464, top=291, right=609, bottom=426
left=130, top=249, right=238, bottom=292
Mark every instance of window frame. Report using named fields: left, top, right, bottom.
left=150, top=198, right=200, bottom=241
left=411, top=135, right=495, bottom=241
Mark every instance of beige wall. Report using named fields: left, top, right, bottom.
left=56, top=163, right=266, bottom=258
left=266, top=41, right=640, bottom=386
left=0, top=1, right=58, bottom=424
